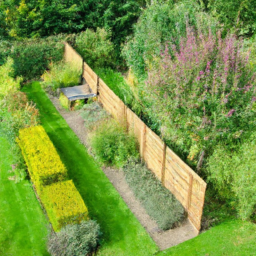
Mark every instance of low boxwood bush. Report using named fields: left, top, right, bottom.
left=42, top=61, right=81, bottom=92
left=42, top=180, right=89, bottom=232
left=90, top=120, right=139, bottom=167
left=48, top=220, right=101, bottom=256
left=122, top=158, right=185, bottom=230
left=16, top=125, right=68, bottom=194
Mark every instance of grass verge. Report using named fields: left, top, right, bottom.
left=0, top=136, right=50, bottom=256
left=158, top=220, right=256, bottom=256
left=22, top=82, right=158, bottom=256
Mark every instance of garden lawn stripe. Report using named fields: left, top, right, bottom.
left=22, top=82, right=158, bottom=256
left=0, top=137, right=50, bottom=256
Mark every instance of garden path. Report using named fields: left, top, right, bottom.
left=48, top=94, right=198, bottom=250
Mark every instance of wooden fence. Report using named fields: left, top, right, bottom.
left=64, top=43, right=207, bottom=233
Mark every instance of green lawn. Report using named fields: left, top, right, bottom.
left=22, top=82, right=158, bottom=256
left=20, top=81, right=256, bottom=256
left=158, top=220, right=256, bottom=256
left=0, top=137, right=50, bottom=256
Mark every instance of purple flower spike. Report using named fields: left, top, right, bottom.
left=252, top=97, right=256, bottom=102
left=226, top=109, right=235, bottom=117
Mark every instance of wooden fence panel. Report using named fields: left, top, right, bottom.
left=98, top=78, right=126, bottom=125
left=164, top=147, right=206, bottom=232
left=64, top=43, right=207, bottom=232
left=83, top=62, right=98, bottom=94
left=144, top=127, right=165, bottom=181
left=64, top=43, right=83, bottom=72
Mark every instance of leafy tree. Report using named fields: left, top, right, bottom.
left=206, top=0, right=256, bottom=37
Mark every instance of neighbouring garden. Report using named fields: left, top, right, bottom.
left=1, top=0, right=256, bottom=255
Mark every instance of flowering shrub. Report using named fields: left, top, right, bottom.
left=42, top=180, right=89, bottom=232
left=145, top=24, right=256, bottom=164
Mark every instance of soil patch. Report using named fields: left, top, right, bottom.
left=47, top=94, right=198, bottom=250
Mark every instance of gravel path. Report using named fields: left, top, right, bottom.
left=48, top=94, right=198, bottom=250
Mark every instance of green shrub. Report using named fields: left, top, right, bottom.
left=207, top=0, right=256, bottom=37
left=0, top=91, right=39, bottom=142
left=95, top=68, right=135, bottom=107
left=59, top=93, right=70, bottom=110
left=0, top=57, right=22, bottom=100
left=90, top=120, right=139, bottom=167
left=42, top=180, right=89, bottom=232
left=47, top=220, right=101, bottom=256
left=122, top=1, right=218, bottom=78
left=0, top=37, right=64, bottom=80
left=122, top=158, right=185, bottom=230
left=75, top=28, right=115, bottom=69
left=80, top=102, right=109, bottom=131
left=208, top=134, right=256, bottom=220
left=17, top=125, right=68, bottom=194
left=42, top=61, right=81, bottom=91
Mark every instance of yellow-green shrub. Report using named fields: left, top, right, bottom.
left=16, top=125, right=68, bottom=194
left=41, top=180, right=89, bottom=231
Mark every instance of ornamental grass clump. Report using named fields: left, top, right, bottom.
left=145, top=23, right=256, bottom=165
left=42, top=180, right=89, bottom=232
left=42, top=61, right=81, bottom=92
left=90, top=120, right=139, bottom=168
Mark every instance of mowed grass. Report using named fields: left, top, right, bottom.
left=23, top=82, right=158, bottom=256
left=0, top=137, right=50, bottom=256
left=158, top=220, right=256, bottom=256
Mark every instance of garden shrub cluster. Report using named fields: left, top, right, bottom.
left=90, top=119, right=139, bottom=168
left=42, top=180, right=88, bottom=231
left=17, top=126, right=68, bottom=195
left=42, top=61, right=81, bottom=92
left=48, top=220, right=101, bottom=256
left=75, top=28, right=115, bottom=69
left=122, top=158, right=185, bottom=230
left=0, top=37, right=64, bottom=80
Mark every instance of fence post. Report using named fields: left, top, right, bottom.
left=187, top=174, right=193, bottom=210
left=161, top=143, right=167, bottom=185
left=140, top=123, right=147, bottom=161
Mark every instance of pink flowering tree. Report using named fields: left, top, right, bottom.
left=145, top=24, right=256, bottom=164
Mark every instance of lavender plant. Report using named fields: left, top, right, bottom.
left=145, top=24, right=256, bottom=164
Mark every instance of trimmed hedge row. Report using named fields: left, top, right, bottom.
left=17, top=125, right=88, bottom=231
left=42, top=180, right=88, bottom=231
left=16, top=125, right=68, bottom=195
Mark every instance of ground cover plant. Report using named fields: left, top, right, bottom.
left=80, top=102, right=110, bottom=130
left=23, top=82, right=158, bottom=256
left=123, top=159, right=185, bottom=230
left=48, top=220, right=101, bottom=256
